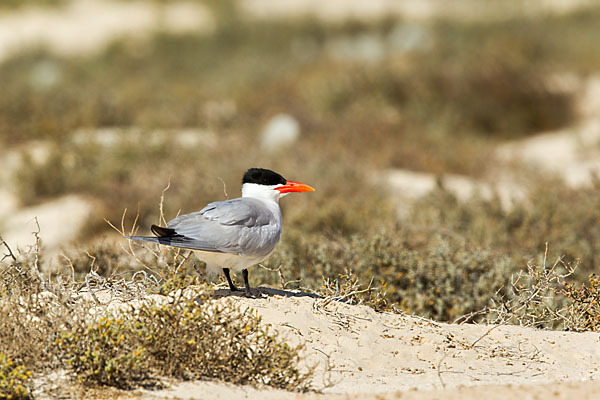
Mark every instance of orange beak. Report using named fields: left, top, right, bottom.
left=276, top=180, right=315, bottom=194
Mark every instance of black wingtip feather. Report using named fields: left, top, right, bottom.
left=151, top=224, right=176, bottom=237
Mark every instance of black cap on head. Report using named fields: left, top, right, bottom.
left=243, top=168, right=287, bottom=186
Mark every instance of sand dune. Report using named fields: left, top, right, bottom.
left=137, top=288, right=600, bottom=400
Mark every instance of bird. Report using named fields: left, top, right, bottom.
left=125, top=168, right=315, bottom=296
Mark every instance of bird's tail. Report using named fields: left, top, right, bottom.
left=150, top=224, right=176, bottom=237
left=125, top=224, right=174, bottom=244
left=124, top=224, right=218, bottom=252
left=124, top=235, right=161, bottom=244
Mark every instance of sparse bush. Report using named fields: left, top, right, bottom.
left=0, top=234, right=72, bottom=370
left=482, top=253, right=577, bottom=329
left=262, top=231, right=513, bottom=321
left=57, top=299, right=312, bottom=391
left=313, top=53, right=573, bottom=139
left=311, top=268, right=387, bottom=312
left=0, top=353, right=31, bottom=400
left=57, top=317, right=148, bottom=389
left=406, top=181, right=600, bottom=277
left=138, top=300, right=311, bottom=389
left=384, top=242, right=512, bottom=321
left=477, top=254, right=600, bottom=332
left=560, top=274, right=600, bottom=332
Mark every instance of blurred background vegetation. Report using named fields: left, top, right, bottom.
left=2, top=0, right=600, bottom=323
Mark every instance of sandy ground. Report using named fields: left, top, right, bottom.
left=116, top=288, right=600, bottom=400
left=384, top=74, right=600, bottom=212
left=145, top=380, right=600, bottom=400
left=0, top=0, right=595, bottom=65
left=496, top=76, right=600, bottom=187
left=26, top=287, right=600, bottom=399
left=0, top=0, right=214, bottom=63
left=0, top=144, right=93, bottom=256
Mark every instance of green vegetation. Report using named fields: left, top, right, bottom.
left=58, top=300, right=310, bottom=390
left=0, top=353, right=31, bottom=400
left=58, top=315, right=149, bottom=389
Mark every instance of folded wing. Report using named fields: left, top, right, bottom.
left=125, top=198, right=281, bottom=257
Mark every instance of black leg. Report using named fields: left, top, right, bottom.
left=223, top=268, right=238, bottom=292
left=242, top=269, right=252, bottom=296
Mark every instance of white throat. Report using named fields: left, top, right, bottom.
left=241, top=182, right=283, bottom=202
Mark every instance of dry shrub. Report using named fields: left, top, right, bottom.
left=472, top=249, right=600, bottom=332
left=0, top=233, right=76, bottom=370
left=0, top=232, right=86, bottom=399
left=57, top=298, right=312, bottom=391
left=315, top=269, right=387, bottom=311
left=261, top=231, right=512, bottom=322
left=313, top=52, right=573, bottom=139
left=0, top=353, right=31, bottom=400
left=403, top=180, right=600, bottom=279
left=13, top=138, right=181, bottom=211
left=57, top=316, right=148, bottom=389
left=386, top=242, right=512, bottom=321
left=139, top=300, right=310, bottom=389
left=559, top=274, right=600, bottom=332
left=481, top=250, right=577, bottom=329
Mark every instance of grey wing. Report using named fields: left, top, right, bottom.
left=165, top=198, right=281, bottom=256
left=124, top=233, right=222, bottom=252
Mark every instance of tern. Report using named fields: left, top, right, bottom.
left=125, top=168, right=315, bottom=295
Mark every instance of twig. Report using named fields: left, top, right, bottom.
left=84, top=272, right=102, bottom=305
left=392, top=305, right=441, bottom=327
left=174, top=251, right=192, bottom=274
left=159, top=178, right=171, bottom=227
left=281, top=323, right=303, bottom=336
left=0, top=234, right=18, bottom=263
left=61, top=254, right=76, bottom=283
left=436, top=352, right=448, bottom=389
left=469, top=325, right=501, bottom=349
left=85, top=251, right=97, bottom=273
left=217, top=176, right=228, bottom=199
left=258, top=263, right=302, bottom=289
left=31, top=218, right=48, bottom=289
left=453, top=309, right=489, bottom=325
left=315, top=348, right=341, bottom=390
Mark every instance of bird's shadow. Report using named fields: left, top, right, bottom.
left=211, top=286, right=323, bottom=300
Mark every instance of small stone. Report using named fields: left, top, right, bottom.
left=260, top=114, right=300, bottom=152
